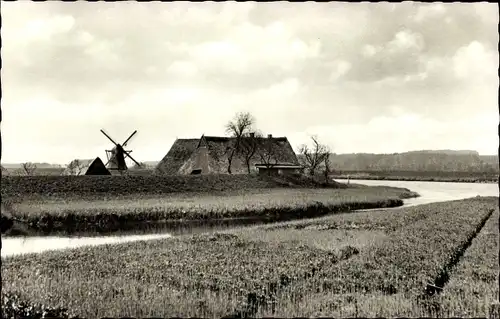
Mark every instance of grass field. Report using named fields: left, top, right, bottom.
left=2, top=197, right=497, bottom=318
left=1, top=175, right=314, bottom=199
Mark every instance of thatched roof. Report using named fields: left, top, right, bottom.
left=202, top=135, right=299, bottom=164
left=156, top=139, right=200, bottom=175
left=157, top=135, right=299, bottom=175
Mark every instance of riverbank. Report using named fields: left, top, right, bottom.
left=3, top=186, right=416, bottom=236
left=2, top=197, right=497, bottom=318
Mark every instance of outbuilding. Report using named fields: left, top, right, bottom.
left=255, top=164, right=304, bottom=176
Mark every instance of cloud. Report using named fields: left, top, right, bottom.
left=388, top=30, right=425, bottom=52
left=330, top=61, right=352, bottom=82
left=185, top=21, right=321, bottom=75
left=414, top=3, right=447, bottom=22
left=1, top=2, right=498, bottom=163
left=166, top=60, right=199, bottom=78
left=452, top=41, right=498, bottom=82
left=344, top=29, right=426, bottom=82
left=362, top=45, right=379, bottom=58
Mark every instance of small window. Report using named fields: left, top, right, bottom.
left=191, top=169, right=202, bottom=175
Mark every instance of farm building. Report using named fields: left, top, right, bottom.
left=156, top=134, right=302, bottom=175
left=85, top=157, right=111, bottom=175
left=255, top=164, right=304, bottom=176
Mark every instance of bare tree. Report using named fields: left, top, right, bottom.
left=323, top=150, right=331, bottom=184
left=66, top=159, right=86, bottom=175
left=298, top=136, right=330, bottom=176
left=240, top=131, right=263, bottom=174
left=21, top=162, right=37, bottom=175
left=224, top=112, right=256, bottom=174
left=257, top=137, right=279, bottom=175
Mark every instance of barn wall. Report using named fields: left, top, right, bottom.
left=278, top=168, right=301, bottom=176
left=258, top=168, right=280, bottom=176
left=258, top=167, right=301, bottom=176
left=195, top=146, right=210, bottom=174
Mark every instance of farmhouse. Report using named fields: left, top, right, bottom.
left=156, top=134, right=302, bottom=175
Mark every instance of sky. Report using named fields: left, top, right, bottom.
left=1, top=1, right=499, bottom=164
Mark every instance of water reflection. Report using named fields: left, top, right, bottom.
left=2, top=233, right=173, bottom=257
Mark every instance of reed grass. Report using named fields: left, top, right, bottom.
left=8, top=187, right=411, bottom=233
left=2, top=197, right=497, bottom=318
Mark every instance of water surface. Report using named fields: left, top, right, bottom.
left=354, top=179, right=498, bottom=206
left=2, top=233, right=173, bottom=257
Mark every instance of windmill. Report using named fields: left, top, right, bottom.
left=100, top=129, right=142, bottom=172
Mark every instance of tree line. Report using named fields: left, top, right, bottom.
left=325, top=153, right=498, bottom=173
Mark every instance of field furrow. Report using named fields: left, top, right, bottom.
left=435, top=208, right=499, bottom=317
left=258, top=197, right=497, bottom=317
left=2, top=197, right=497, bottom=318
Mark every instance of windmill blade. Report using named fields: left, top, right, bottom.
left=104, top=154, right=112, bottom=167
left=123, top=150, right=142, bottom=167
left=100, top=129, right=118, bottom=146
left=122, top=130, right=137, bottom=147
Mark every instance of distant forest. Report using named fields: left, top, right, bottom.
left=322, top=150, right=498, bottom=173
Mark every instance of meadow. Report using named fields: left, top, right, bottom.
left=1, top=175, right=306, bottom=198
left=2, top=175, right=417, bottom=235
left=2, top=197, right=497, bottom=318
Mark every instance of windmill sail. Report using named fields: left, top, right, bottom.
left=100, top=129, right=140, bottom=172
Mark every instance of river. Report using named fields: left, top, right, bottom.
left=2, top=180, right=498, bottom=258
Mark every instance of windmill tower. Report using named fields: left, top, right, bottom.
left=100, top=129, right=142, bottom=172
